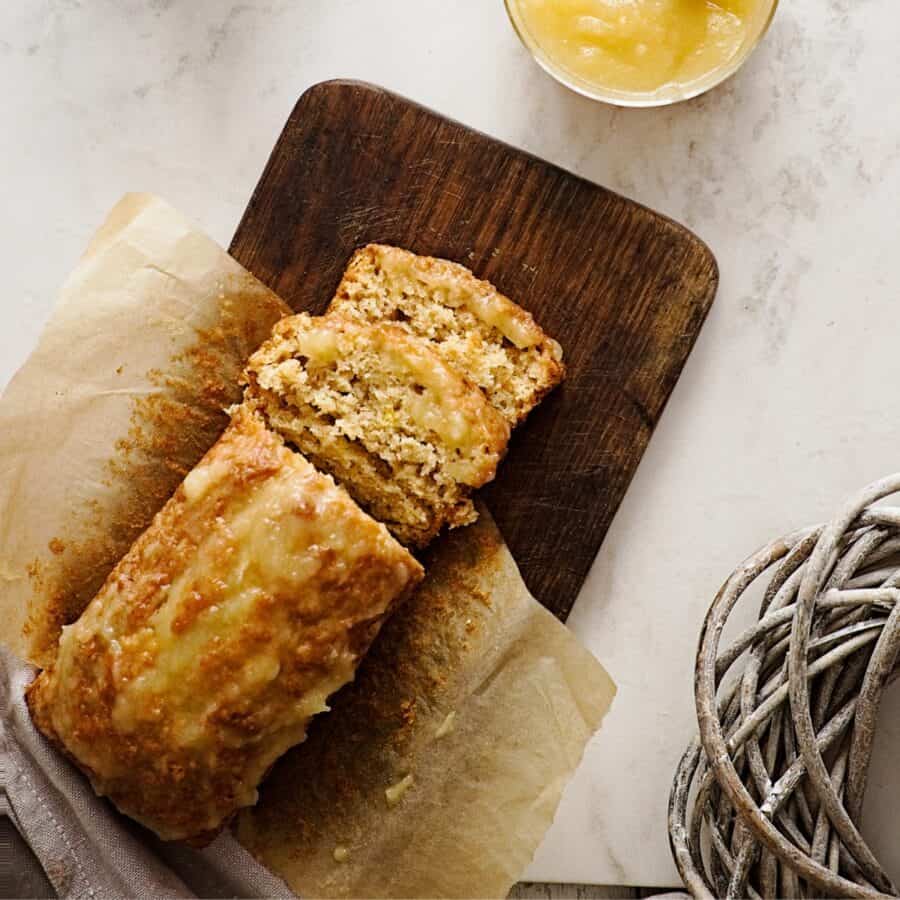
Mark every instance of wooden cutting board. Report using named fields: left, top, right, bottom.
left=230, top=80, right=717, bottom=620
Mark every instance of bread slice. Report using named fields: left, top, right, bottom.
left=241, top=313, right=510, bottom=548
left=327, top=244, right=565, bottom=427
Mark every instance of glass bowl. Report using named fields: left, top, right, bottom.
left=504, top=0, right=779, bottom=108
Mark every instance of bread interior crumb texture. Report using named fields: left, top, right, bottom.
left=329, top=244, right=565, bottom=426
left=243, top=314, right=510, bottom=547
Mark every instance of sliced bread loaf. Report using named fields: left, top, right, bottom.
left=27, top=406, right=423, bottom=843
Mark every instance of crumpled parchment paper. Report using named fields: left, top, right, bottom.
left=0, top=194, right=616, bottom=899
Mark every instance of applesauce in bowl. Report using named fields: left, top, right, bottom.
left=505, top=0, right=778, bottom=107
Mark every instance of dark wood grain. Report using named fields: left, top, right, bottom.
left=230, top=80, right=717, bottom=620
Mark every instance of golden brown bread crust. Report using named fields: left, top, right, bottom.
left=241, top=313, right=510, bottom=547
left=328, top=244, right=566, bottom=427
left=27, top=407, right=423, bottom=842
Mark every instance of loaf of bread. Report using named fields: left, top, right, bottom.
left=241, top=313, right=510, bottom=548
left=27, top=407, right=423, bottom=843
left=27, top=241, right=563, bottom=846
left=328, top=244, right=565, bottom=427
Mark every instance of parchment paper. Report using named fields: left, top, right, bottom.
left=0, top=194, right=616, bottom=898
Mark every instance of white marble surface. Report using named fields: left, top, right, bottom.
left=3, top=0, right=900, bottom=890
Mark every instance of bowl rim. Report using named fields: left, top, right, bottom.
left=503, top=0, right=780, bottom=108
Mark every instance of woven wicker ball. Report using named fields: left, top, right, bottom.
left=669, top=475, right=900, bottom=899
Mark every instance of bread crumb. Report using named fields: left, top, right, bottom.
left=399, top=698, right=416, bottom=727
left=435, top=711, right=456, bottom=739
left=385, top=773, right=414, bottom=807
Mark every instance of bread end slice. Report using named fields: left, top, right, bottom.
left=328, top=244, right=565, bottom=427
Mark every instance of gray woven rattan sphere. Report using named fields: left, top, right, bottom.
left=670, top=475, right=900, bottom=899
